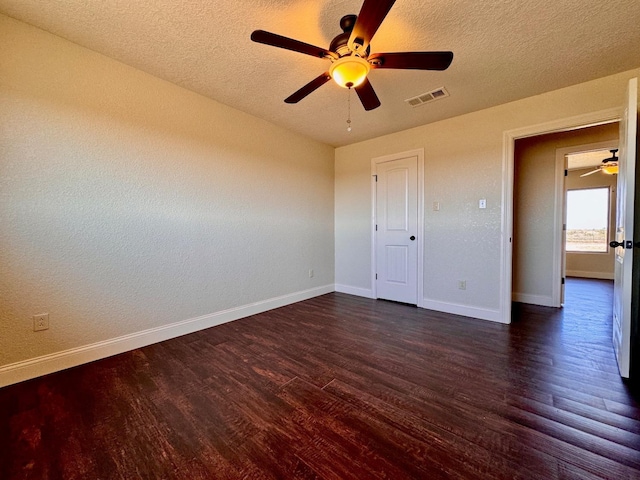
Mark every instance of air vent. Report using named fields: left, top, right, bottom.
left=405, top=87, right=449, bottom=108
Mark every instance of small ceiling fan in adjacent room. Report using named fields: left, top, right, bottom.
left=250, top=0, right=453, bottom=111
left=580, top=149, right=619, bottom=177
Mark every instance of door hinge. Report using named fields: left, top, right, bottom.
left=375, top=274, right=378, bottom=280
left=563, top=223, right=566, bottom=231
left=373, top=175, right=378, bottom=182
left=375, top=224, right=378, bottom=231
left=561, top=277, right=565, bottom=285
left=564, top=169, right=568, bottom=177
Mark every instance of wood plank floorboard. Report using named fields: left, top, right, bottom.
left=1, top=278, right=640, bottom=479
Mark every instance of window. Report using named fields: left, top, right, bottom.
left=565, top=187, right=609, bottom=253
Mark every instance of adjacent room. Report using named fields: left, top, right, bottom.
left=2, top=1, right=640, bottom=478
left=513, top=122, right=619, bottom=308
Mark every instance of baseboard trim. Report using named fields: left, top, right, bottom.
left=512, top=292, right=557, bottom=307
left=422, top=298, right=504, bottom=324
left=566, top=270, right=614, bottom=280
left=0, top=284, right=334, bottom=388
left=334, top=284, right=375, bottom=299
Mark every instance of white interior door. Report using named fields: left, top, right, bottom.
left=612, top=77, right=638, bottom=378
left=375, top=156, right=418, bottom=304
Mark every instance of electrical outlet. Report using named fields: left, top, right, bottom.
left=33, top=313, right=49, bottom=332
left=309, top=269, right=314, bottom=278
left=479, top=199, right=487, bottom=209
left=458, top=280, right=466, bottom=290
left=433, top=201, right=440, bottom=211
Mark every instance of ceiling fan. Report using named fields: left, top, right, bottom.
left=580, top=149, right=619, bottom=177
left=250, top=0, right=453, bottom=111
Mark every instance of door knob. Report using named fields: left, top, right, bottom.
left=410, top=236, right=416, bottom=241
left=610, top=240, right=634, bottom=249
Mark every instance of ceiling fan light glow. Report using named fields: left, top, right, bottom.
left=329, top=56, right=370, bottom=88
left=602, top=165, right=618, bottom=175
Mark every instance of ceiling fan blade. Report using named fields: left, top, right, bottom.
left=348, top=0, right=396, bottom=54
left=285, top=73, right=332, bottom=104
left=355, top=78, right=381, bottom=111
left=369, top=51, right=454, bottom=70
left=251, top=30, right=337, bottom=60
left=580, top=168, right=601, bottom=177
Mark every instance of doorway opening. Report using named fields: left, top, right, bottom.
left=504, top=78, right=637, bottom=378
left=564, top=147, right=619, bottom=300
left=512, top=124, right=619, bottom=309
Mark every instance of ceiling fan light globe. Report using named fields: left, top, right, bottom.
left=329, top=56, right=370, bottom=89
left=602, top=165, right=618, bottom=175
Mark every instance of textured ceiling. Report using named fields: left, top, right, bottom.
left=1, top=0, right=640, bottom=147
left=568, top=149, right=618, bottom=171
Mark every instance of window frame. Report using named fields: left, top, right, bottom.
left=565, top=186, right=611, bottom=254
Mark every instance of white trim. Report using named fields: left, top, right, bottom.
left=551, top=147, right=565, bottom=307
left=334, top=284, right=375, bottom=298
left=0, top=285, right=334, bottom=388
left=417, top=154, right=425, bottom=308
left=500, top=108, right=621, bottom=324
left=371, top=149, right=425, bottom=307
left=501, top=131, right=515, bottom=324
left=566, top=271, right=614, bottom=280
left=512, top=293, right=556, bottom=307
left=422, top=299, right=504, bottom=324
left=371, top=174, right=378, bottom=300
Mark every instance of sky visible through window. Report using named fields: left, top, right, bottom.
left=566, top=187, right=609, bottom=252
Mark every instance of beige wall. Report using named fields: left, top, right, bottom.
left=513, top=124, right=618, bottom=305
left=0, top=15, right=335, bottom=372
left=2, top=11, right=639, bottom=381
left=565, top=166, right=617, bottom=279
left=335, top=68, right=639, bottom=320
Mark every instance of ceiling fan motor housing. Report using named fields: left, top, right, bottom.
left=330, top=15, right=370, bottom=58
left=340, top=14, right=357, bottom=33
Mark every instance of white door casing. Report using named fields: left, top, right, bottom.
left=561, top=153, right=567, bottom=306
left=372, top=150, right=424, bottom=305
left=612, top=77, right=638, bottom=378
left=501, top=108, right=622, bottom=325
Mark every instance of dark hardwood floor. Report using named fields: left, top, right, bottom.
left=1, top=278, right=639, bottom=479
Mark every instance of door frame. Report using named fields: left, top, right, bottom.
left=500, top=108, right=621, bottom=324
left=552, top=140, right=619, bottom=306
left=371, top=149, right=425, bottom=306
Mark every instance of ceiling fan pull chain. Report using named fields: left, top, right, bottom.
left=347, top=87, right=352, bottom=132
